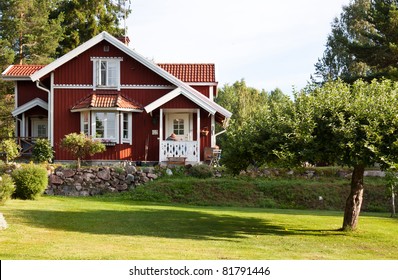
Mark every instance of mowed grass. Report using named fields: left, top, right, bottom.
left=0, top=195, right=397, bottom=260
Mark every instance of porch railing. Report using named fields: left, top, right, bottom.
left=160, top=140, right=199, bottom=163
left=17, top=137, right=42, bottom=155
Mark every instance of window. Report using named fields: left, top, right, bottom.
left=122, top=112, right=132, bottom=144
left=37, top=124, right=47, bottom=138
left=173, top=118, right=185, bottom=135
left=91, top=57, right=122, bottom=89
left=81, top=111, right=89, bottom=135
left=93, top=112, right=116, bottom=140
left=80, top=111, right=132, bottom=144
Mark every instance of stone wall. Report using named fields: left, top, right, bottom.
left=46, top=166, right=159, bottom=196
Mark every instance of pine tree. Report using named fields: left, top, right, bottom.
left=314, top=0, right=398, bottom=83
left=0, top=0, right=63, bottom=65
left=52, top=0, right=131, bottom=56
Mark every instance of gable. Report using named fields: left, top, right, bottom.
left=5, top=31, right=231, bottom=120
left=54, top=41, right=173, bottom=86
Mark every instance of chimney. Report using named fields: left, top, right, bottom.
left=117, top=36, right=130, bottom=46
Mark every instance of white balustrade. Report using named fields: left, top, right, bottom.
left=160, top=140, right=199, bottom=162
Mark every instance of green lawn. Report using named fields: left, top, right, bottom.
left=0, top=195, right=397, bottom=260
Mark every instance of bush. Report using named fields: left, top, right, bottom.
left=0, top=139, right=20, bottom=163
left=188, top=164, right=213, bottom=179
left=12, top=164, right=48, bottom=200
left=32, top=139, right=54, bottom=163
left=0, top=174, right=15, bottom=205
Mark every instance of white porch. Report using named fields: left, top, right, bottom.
left=158, top=108, right=203, bottom=164
left=159, top=140, right=199, bottom=163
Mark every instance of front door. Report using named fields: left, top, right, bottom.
left=31, top=118, right=48, bottom=138
left=166, top=113, right=190, bottom=141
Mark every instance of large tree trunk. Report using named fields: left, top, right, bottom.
left=342, top=165, right=365, bottom=231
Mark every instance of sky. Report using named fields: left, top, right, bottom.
left=126, top=0, right=351, bottom=96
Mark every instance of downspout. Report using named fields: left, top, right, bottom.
left=35, top=79, right=51, bottom=144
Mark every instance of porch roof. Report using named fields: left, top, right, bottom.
left=12, top=98, right=48, bottom=116
left=71, top=92, right=143, bottom=112
left=144, top=87, right=231, bottom=123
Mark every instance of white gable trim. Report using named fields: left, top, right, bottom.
left=145, top=87, right=216, bottom=115
left=30, top=31, right=232, bottom=119
left=30, top=33, right=105, bottom=82
left=12, top=98, right=48, bottom=117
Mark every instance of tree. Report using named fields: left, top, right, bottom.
left=314, top=0, right=398, bottom=83
left=217, top=81, right=294, bottom=173
left=0, top=0, right=63, bottom=65
left=51, top=0, right=131, bottom=56
left=60, top=132, right=106, bottom=168
left=295, top=79, right=398, bottom=230
left=222, top=79, right=398, bottom=230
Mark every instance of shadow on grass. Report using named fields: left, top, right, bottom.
left=12, top=208, right=342, bottom=240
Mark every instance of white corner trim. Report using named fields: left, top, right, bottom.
left=12, top=98, right=48, bottom=117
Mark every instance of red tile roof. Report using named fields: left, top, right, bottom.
left=158, top=63, right=216, bottom=83
left=2, top=65, right=45, bottom=77
left=3, top=63, right=216, bottom=83
left=72, top=92, right=143, bottom=111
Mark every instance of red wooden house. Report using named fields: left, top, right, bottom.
left=1, top=31, right=231, bottom=164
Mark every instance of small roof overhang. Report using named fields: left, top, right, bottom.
left=71, top=92, right=143, bottom=113
left=144, top=87, right=232, bottom=122
left=12, top=98, right=48, bottom=117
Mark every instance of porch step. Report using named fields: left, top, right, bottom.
left=166, top=156, right=187, bottom=166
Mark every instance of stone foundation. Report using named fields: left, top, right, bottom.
left=46, top=166, right=159, bottom=196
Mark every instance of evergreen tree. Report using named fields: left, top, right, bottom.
left=314, top=0, right=398, bottom=83
left=52, top=0, right=131, bottom=56
left=0, top=0, right=63, bottom=65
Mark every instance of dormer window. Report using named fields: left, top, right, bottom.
left=91, top=57, right=123, bottom=90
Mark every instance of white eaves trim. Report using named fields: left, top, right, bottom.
left=12, top=98, right=48, bottom=117
left=71, top=107, right=143, bottom=113
left=29, top=31, right=232, bottom=119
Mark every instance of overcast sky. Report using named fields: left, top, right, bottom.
left=126, top=0, right=351, bottom=95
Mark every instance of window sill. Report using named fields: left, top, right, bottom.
left=95, top=85, right=119, bottom=90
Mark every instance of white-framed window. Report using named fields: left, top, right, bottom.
left=91, top=57, right=122, bottom=90
left=80, top=111, right=133, bottom=144
left=81, top=111, right=90, bottom=135
left=92, top=112, right=118, bottom=141
left=122, top=112, right=132, bottom=144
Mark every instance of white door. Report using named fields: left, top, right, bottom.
left=167, top=113, right=190, bottom=141
left=32, top=119, right=48, bottom=138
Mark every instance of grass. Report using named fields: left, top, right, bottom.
left=1, top=195, right=397, bottom=260
left=130, top=176, right=390, bottom=211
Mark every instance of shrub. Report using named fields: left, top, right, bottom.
left=60, top=132, right=106, bottom=168
left=0, top=139, right=20, bottom=163
left=12, top=164, right=48, bottom=200
left=32, top=139, right=54, bottom=163
left=188, top=164, right=213, bottom=179
left=0, top=174, right=15, bottom=205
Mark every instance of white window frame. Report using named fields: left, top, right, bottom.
left=81, top=111, right=90, bottom=136
left=91, top=111, right=119, bottom=143
left=121, top=112, right=132, bottom=144
left=91, top=57, right=123, bottom=91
